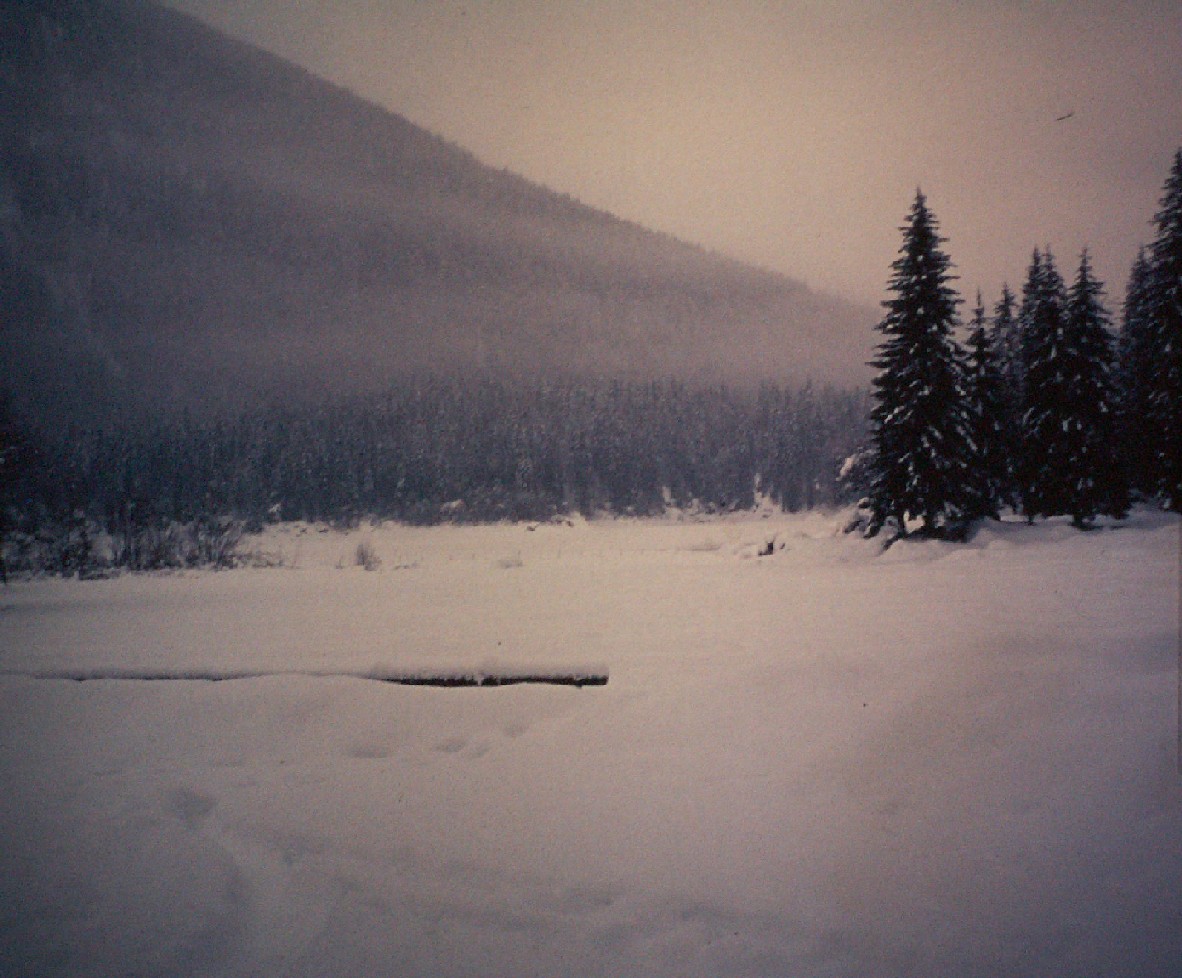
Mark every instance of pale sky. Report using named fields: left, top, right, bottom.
left=165, top=0, right=1181, bottom=310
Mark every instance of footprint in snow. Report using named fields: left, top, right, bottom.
left=168, top=787, right=217, bottom=829
left=433, top=736, right=491, bottom=758
left=345, top=742, right=389, bottom=760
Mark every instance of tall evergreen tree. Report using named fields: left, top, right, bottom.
left=1117, top=247, right=1156, bottom=495
left=1145, top=148, right=1182, bottom=510
left=989, top=283, right=1023, bottom=409
left=867, top=191, right=974, bottom=537
left=988, top=284, right=1022, bottom=505
left=1017, top=247, right=1066, bottom=519
left=1065, top=251, right=1126, bottom=519
left=963, top=291, right=1006, bottom=519
left=1017, top=248, right=1044, bottom=384
left=1022, top=249, right=1125, bottom=525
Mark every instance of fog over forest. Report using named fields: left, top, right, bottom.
left=1, top=0, right=874, bottom=431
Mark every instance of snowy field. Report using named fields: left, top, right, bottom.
left=1, top=507, right=1179, bottom=977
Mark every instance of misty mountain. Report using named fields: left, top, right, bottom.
left=1, top=0, right=874, bottom=425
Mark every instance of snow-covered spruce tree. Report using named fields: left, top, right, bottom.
left=1015, top=247, right=1059, bottom=519
left=1145, top=148, right=1182, bottom=510
left=1017, top=248, right=1044, bottom=380
left=1021, top=249, right=1125, bottom=525
left=989, top=284, right=1022, bottom=398
left=987, top=284, right=1023, bottom=505
left=867, top=191, right=974, bottom=538
left=1117, top=247, right=1157, bottom=496
left=963, top=291, right=1007, bottom=519
left=1065, top=251, right=1127, bottom=518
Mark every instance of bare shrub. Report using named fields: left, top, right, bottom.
left=189, top=517, right=245, bottom=569
left=355, top=539, right=381, bottom=571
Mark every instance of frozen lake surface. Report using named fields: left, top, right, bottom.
left=1, top=508, right=1179, bottom=977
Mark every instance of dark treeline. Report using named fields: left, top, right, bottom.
left=0, top=377, right=869, bottom=576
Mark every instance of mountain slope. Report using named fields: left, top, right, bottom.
left=1, top=0, right=874, bottom=424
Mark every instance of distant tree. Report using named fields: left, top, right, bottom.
left=1021, top=249, right=1125, bottom=525
left=963, top=291, right=1007, bottom=519
left=1117, top=247, right=1157, bottom=495
left=1145, top=149, right=1182, bottom=509
left=866, top=191, right=974, bottom=538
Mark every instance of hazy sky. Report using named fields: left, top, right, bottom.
left=165, top=0, right=1181, bottom=309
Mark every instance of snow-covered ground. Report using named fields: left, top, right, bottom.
left=1, top=507, right=1179, bottom=977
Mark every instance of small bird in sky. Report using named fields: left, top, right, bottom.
left=1055, top=111, right=1075, bottom=122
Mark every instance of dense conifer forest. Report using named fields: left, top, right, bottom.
left=0, top=378, right=869, bottom=576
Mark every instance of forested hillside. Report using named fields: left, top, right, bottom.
left=0, top=0, right=873, bottom=427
